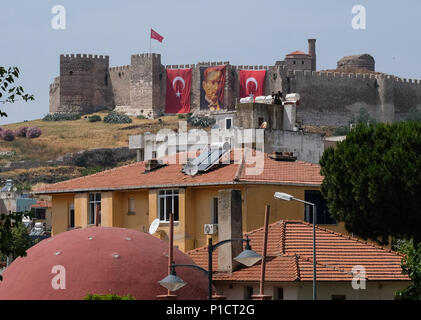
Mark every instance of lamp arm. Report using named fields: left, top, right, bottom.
left=173, top=263, right=209, bottom=277
left=292, top=198, right=315, bottom=207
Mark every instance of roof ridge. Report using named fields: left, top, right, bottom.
left=279, top=220, right=286, bottom=254
left=290, top=220, right=405, bottom=257
left=294, top=253, right=301, bottom=281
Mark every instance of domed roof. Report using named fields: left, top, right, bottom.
left=0, top=227, right=209, bottom=300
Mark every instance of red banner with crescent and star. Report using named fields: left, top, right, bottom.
left=239, top=70, right=266, bottom=99
left=165, top=68, right=192, bottom=114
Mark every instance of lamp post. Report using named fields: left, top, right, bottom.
left=159, top=215, right=262, bottom=300
left=274, top=192, right=317, bottom=300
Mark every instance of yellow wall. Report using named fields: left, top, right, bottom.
left=51, top=194, right=74, bottom=236
left=49, top=184, right=347, bottom=252
left=74, top=193, right=88, bottom=227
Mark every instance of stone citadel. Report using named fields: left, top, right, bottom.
left=49, top=39, right=421, bottom=126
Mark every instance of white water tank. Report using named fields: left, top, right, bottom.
left=285, top=93, right=300, bottom=102
left=240, top=97, right=253, bottom=103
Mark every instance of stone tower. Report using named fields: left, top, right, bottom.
left=308, top=39, right=316, bottom=71
left=129, top=53, right=165, bottom=118
left=55, top=54, right=114, bottom=113
left=337, top=54, right=375, bottom=71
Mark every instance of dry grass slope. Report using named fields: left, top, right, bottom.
left=0, top=113, right=180, bottom=162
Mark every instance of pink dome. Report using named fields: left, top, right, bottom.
left=0, top=227, right=208, bottom=300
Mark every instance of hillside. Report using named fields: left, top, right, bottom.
left=0, top=113, right=180, bottom=164
left=0, top=113, right=183, bottom=187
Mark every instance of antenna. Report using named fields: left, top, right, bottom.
left=149, top=218, right=160, bottom=235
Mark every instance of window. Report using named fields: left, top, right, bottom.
left=258, top=117, right=264, bottom=127
left=331, top=295, right=346, bottom=300
left=302, top=60, right=305, bottom=65
left=244, top=286, right=254, bottom=300
left=273, top=287, right=284, bottom=300
left=304, top=190, right=336, bottom=224
left=211, top=197, right=218, bottom=224
left=89, top=193, right=101, bottom=225
left=159, top=189, right=179, bottom=222
left=293, top=60, right=296, bottom=65
left=69, top=204, right=75, bottom=228
left=128, top=197, right=135, bottom=215
left=225, top=117, right=232, bottom=130
left=34, top=208, right=46, bottom=220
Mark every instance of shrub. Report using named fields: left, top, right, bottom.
left=88, top=115, right=101, bottom=122
left=187, top=115, right=216, bottom=128
left=43, top=113, right=81, bottom=121
left=103, top=111, right=132, bottom=124
left=177, top=114, right=186, bottom=119
left=2, top=129, right=15, bottom=141
left=15, top=126, right=28, bottom=137
left=136, top=115, right=147, bottom=119
left=26, top=127, right=42, bottom=139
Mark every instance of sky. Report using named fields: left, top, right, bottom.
left=0, top=0, right=420, bottom=124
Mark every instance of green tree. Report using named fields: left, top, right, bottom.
left=395, top=240, right=421, bottom=300
left=320, top=122, right=421, bottom=246
left=0, top=66, right=34, bottom=117
left=0, top=211, right=33, bottom=280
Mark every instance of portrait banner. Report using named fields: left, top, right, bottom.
left=165, top=68, right=192, bottom=114
left=200, top=65, right=226, bottom=111
left=239, top=70, right=266, bottom=99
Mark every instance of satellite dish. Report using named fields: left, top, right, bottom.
left=184, top=161, right=199, bottom=176
left=149, top=218, right=160, bottom=235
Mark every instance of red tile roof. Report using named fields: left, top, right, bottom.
left=30, top=200, right=52, bottom=209
left=286, top=50, right=311, bottom=57
left=188, top=220, right=409, bottom=282
left=34, top=150, right=323, bottom=194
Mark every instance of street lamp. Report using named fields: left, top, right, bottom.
left=274, top=192, right=317, bottom=300
left=158, top=234, right=262, bottom=300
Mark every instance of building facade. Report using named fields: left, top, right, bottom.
left=34, top=150, right=345, bottom=253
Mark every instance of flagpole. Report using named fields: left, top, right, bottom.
left=150, top=30, right=151, bottom=55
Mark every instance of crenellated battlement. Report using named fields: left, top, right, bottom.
left=60, top=53, right=109, bottom=61
left=131, top=53, right=161, bottom=59
left=232, top=65, right=269, bottom=70
left=286, top=69, right=421, bottom=86
left=109, top=65, right=130, bottom=72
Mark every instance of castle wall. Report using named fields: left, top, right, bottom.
left=49, top=77, right=60, bottom=113
left=393, top=77, right=421, bottom=121
left=129, top=53, right=164, bottom=118
left=58, top=54, right=113, bottom=113
left=50, top=51, right=421, bottom=125
left=290, top=70, right=384, bottom=126
left=109, top=65, right=131, bottom=108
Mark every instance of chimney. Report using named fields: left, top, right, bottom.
left=217, top=189, right=243, bottom=273
left=144, top=159, right=166, bottom=173
left=308, top=39, right=316, bottom=71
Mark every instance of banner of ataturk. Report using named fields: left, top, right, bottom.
left=239, top=69, right=266, bottom=99
left=165, top=68, right=192, bottom=114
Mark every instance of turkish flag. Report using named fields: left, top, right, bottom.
left=150, top=28, right=164, bottom=42
left=165, top=68, right=192, bottom=113
left=239, top=70, right=266, bottom=99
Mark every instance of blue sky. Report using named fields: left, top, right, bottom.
left=1, top=0, right=420, bottom=124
